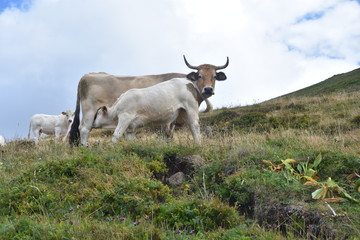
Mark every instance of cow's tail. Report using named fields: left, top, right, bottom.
left=28, top=121, right=32, bottom=139
left=69, top=88, right=81, bottom=146
left=203, top=98, right=213, bottom=113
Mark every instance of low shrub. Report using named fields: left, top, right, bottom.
left=0, top=217, right=72, bottom=240
left=229, top=112, right=268, bottom=131
left=0, top=183, right=61, bottom=215
left=92, top=177, right=171, bottom=218
left=155, top=199, right=242, bottom=232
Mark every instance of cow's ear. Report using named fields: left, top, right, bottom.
left=61, top=112, right=66, bottom=115
left=215, top=72, right=227, bottom=81
left=186, top=72, right=199, bottom=81
left=101, top=106, right=108, bottom=113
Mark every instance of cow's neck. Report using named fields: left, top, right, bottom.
left=186, top=81, right=213, bottom=112
left=189, top=82, right=207, bottom=106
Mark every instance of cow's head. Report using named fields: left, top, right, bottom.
left=93, top=106, right=117, bottom=129
left=184, top=55, right=229, bottom=98
left=62, top=110, right=75, bottom=124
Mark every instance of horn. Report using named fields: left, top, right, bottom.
left=215, top=57, right=229, bottom=70
left=183, top=55, right=199, bottom=70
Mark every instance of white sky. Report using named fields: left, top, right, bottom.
left=0, top=0, right=359, bottom=140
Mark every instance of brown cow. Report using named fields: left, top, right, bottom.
left=69, top=56, right=228, bottom=146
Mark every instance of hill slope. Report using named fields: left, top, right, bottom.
left=1, top=68, right=360, bottom=239
left=280, top=67, right=360, bottom=98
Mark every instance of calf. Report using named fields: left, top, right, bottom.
left=69, top=56, right=228, bottom=146
left=28, top=110, right=75, bottom=144
left=93, top=78, right=206, bottom=143
left=0, top=135, right=5, bottom=146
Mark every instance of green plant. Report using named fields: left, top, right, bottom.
left=263, top=154, right=322, bottom=182
left=305, top=177, right=359, bottom=203
left=263, top=156, right=359, bottom=203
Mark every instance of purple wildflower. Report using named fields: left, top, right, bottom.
left=61, top=217, right=69, bottom=221
left=119, top=217, right=126, bottom=221
left=134, top=221, right=140, bottom=226
left=105, top=217, right=112, bottom=221
left=68, top=207, right=74, bottom=212
left=176, top=230, right=182, bottom=234
left=189, top=230, right=195, bottom=234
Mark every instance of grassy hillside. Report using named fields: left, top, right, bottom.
left=279, top=67, right=360, bottom=98
left=1, top=91, right=360, bottom=239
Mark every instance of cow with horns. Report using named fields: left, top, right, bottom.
left=69, top=56, right=229, bottom=146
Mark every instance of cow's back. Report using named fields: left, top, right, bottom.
left=79, top=72, right=186, bottom=108
left=30, top=114, right=60, bottom=134
left=115, top=78, right=198, bottom=118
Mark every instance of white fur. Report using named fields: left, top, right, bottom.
left=93, top=78, right=201, bottom=143
left=0, top=135, right=5, bottom=146
left=28, top=110, right=75, bottom=144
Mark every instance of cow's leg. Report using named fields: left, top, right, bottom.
left=79, top=111, right=95, bottom=146
left=163, top=123, right=175, bottom=139
left=62, top=125, right=72, bottom=142
left=112, top=114, right=133, bottom=143
left=33, top=128, right=40, bottom=144
left=185, top=110, right=201, bottom=144
left=54, top=127, right=61, bottom=142
left=163, top=110, right=180, bottom=140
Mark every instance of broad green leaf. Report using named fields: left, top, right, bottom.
left=340, top=190, right=360, bottom=203
left=312, top=188, right=325, bottom=199
left=282, top=160, right=294, bottom=171
left=297, top=164, right=303, bottom=173
left=313, top=153, right=322, bottom=169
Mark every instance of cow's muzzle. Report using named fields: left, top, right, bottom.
left=202, top=87, right=214, bottom=96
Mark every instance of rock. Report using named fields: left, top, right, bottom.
left=168, top=172, right=186, bottom=185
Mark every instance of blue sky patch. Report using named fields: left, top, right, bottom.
left=296, top=11, right=325, bottom=23
left=0, top=0, right=32, bottom=13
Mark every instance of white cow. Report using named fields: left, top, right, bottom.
left=0, top=135, right=5, bottom=146
left=93, top=78, right=208, bottom=144
left=28, top=110, right=75, bottom=144
left=70, top=56, right=228, bottom=146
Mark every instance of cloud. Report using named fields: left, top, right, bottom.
left=0, top=0, right=359, bottom=139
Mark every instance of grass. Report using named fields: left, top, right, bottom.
left=279, top=67, right=360, bottom=98
left=1, top=90, right=360, bottom=239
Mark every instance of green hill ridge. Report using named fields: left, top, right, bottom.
left=280, top=67, right=360, bottom=98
